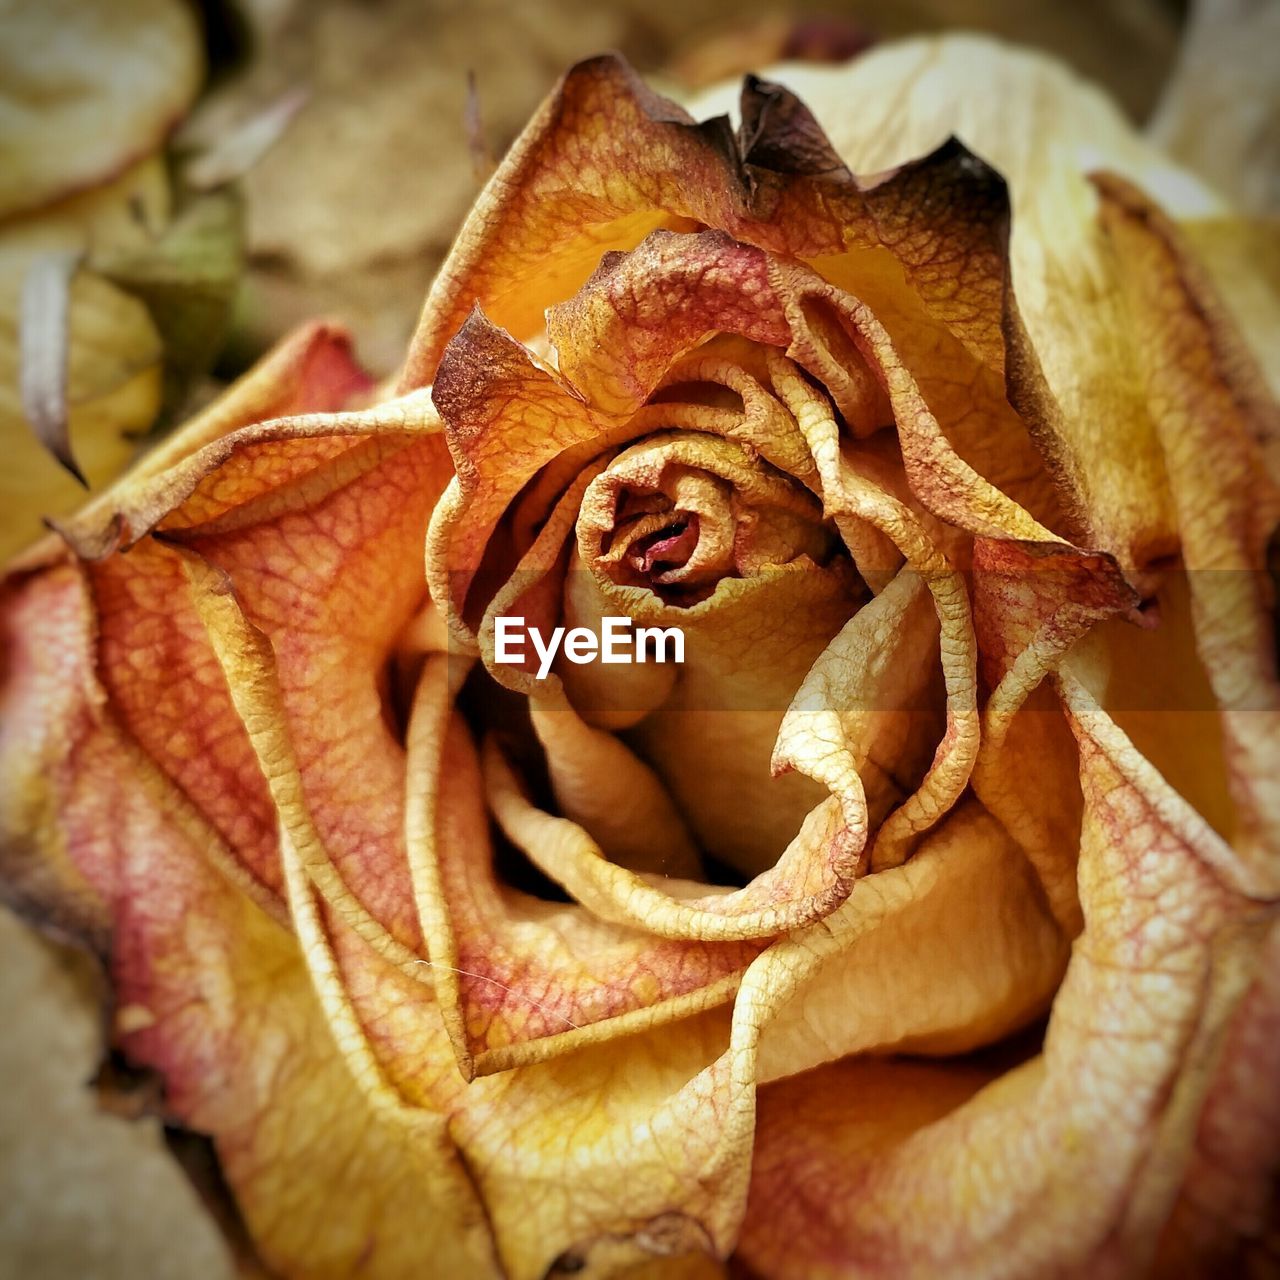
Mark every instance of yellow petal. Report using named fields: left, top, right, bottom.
left=730, top=667, right=1271, bottom=1277
left=720, top=35, right=1230, bottom=571
left=0, top=0, right=201, bottom=219
left=1090, top=174, right=1280, bottom=885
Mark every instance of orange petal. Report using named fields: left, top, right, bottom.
left=2, top=561, right=498, bottom=1280
left=547, top=230, right=791, bottom=417
left=330, top=907, right=750, bottom=1278
left=732, top=37, right=1234, bottom=572
left=402, top=55, right=1015, bottom=389
left=1, top=324, right=383, bottom=930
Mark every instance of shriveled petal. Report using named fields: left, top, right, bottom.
left=402, top=653, right=760, bottom=1078
left=1156, top=921, right=1280, bottom=1273
left=167, top=405, right=449, bottom=956
left=1174, top=216, right=1280, bottom=420
left=970, top=537, right=1138, bottom=932
left=752, top=800, right=1068, bottom=1081
left=0, top=556, right=498, bottom=1280
left=170, top=619, right=762, bottom=1276
left=731, top=667, right=1271, bottom=1278
left=726, top=35, right=1234, bottom=571
left=402, top=54, right=1018, bottom=390
left=739, top=35, right=1280, bottom=868
left=1, top=324, right=384, bottom=931
left=547, top=229, right=1060, bottom=543
left=567, top=430, right=857, bottom=881
left=331, top=910, right=751, bottom=1279
left=0, top=563, right=115, bottom=943
left=49, top=322, right=379, bottom=559
left=1091, top=174, right=1280, bottom=885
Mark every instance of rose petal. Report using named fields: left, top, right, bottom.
left=766, top=357, right=980, bottom=866
left=331, top=907, right=750, bottom=1278
left=970, top=537, right=1138, bottom=932
left=0, top=556, right=498, bottom=1280
left=729, top=36, right=1232, bottom=570
left=1, top=325, right=381, bottom=932
left=402, top=652, right=759, bottom=1077
left=1091, top=173, right=1280, bottom=887
left=173, top=405, right=448, bottom=954
left=752, top=799, right=1068, bottom=1081
left=730, top=667, right=1271, bottom=1278
left=1175, top=216, right=1280, bottom=422
left=772, top=568, right=941, bottom=851
left=402, top=55, right=1017, bottom=390
left=1156, top=921, right=1280, bottom=1272
left=548, top=230, right=1061, bottom=543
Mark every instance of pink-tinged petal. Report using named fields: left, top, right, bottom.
left=2, top=558, right=499, bottom=1280
left=547, top=230, right=1059, bottom=543
left=1156, top=921, right=1280, bottom=1274
left=401, top=652, right=760, bottom=1077
left=2, top=324, right=383, bottom=929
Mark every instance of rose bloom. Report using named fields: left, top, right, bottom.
left=2, top=35, right=1278, bottom=1280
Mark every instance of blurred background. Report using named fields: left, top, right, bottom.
left=0, top=0, right=1275, bottom=1275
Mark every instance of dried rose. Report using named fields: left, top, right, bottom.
left=2, top=34, right=1278, bottom=1280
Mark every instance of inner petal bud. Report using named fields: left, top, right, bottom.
left=578, top=433, right=839, bottom=606
left=563, top=431, right=861, bottom=876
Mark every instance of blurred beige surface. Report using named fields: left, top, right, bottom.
left=0, top=1, right=1186, bottom=1275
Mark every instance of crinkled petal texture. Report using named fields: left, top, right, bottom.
left=2, top=36, right=1278, bottom=1280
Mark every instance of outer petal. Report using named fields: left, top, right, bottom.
left=1091, top=173, right=1280, bottom=887
left=0, top=547, right=498, bottom=1280
left=724, top=35, right=1233, bottom=571
left=334, top=911, right=750, bottom=1279
left=732, top=670, right=1273, bottom=1279
left=1, top=325, right=375, bottom=929
left=1156, top=921, right=1280, bottom=1273
left=1, top=328, right=474, bottom=1275
left=740, top=33, right=1280, bottom=867
left=750, top=801, right=1068, bottom=1082
left=181, top=562, right=758, bottom=1280
left=401, top=55, right=1016, bottom=389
